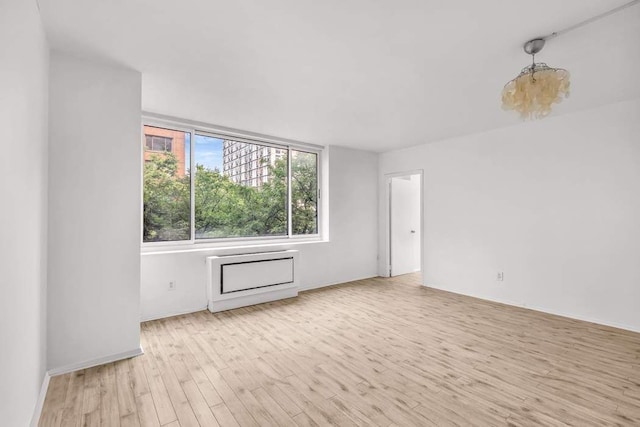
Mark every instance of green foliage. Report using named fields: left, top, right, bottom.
left=193, top=162, right=287, bottom=239
left=292, top=152, right=318, bottom=234
left=143, top=149, right=318, bottom=242
left=143, top=153, right=190, bottom=242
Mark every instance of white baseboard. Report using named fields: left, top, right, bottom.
left=47, top=346, right=144, bottom=377
left=141, top=306, right=208, bottom=322
left=425, top=283, right=640, bottom=333
left=520, top=302, right=640, bottom=333
left=30, top=371, right=51, bottom=427
left=140, top=277, right=378, bottom=322
left=299, top=275, right=377, bottom=292
left=208, top=288, right=298, bottom=313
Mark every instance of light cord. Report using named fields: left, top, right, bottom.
left=542, top=0, right=640, bottom=41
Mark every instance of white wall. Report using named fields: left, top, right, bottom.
left=141, top=146, right=378, bottom=320
left=48, top=52, right=142, bottom=370
left=379, top=99, right=640, bottom=332
left=0, top=0, right=49, bottom=424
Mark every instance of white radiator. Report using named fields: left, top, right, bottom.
left=206, top=250, right=299, bottom=313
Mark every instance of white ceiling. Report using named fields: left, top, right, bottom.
left=39, top=0, right=640, bottom=152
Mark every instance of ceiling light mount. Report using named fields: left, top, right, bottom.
left=523, top=38, right=546, bottom=56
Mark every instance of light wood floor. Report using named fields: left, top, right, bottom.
left=40, top=273, right=640, bottom=426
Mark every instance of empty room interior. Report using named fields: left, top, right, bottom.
left=2, top=0, right=640, bottom=425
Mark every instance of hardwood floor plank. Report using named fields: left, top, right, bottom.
left=181, top=380, right=220, bottom=427
left=80, top=366, right=101, bottom=427
left=280, top=374, right=359, bottom=427
left=155, top=363, right=199, bottom=427
left=38, top=409, right=63, bottom=427
left=174, top=317, right=224, bottom=407
left=327, top=395, right=381, bottom=426
left=219, top=366, right=282, bottom=426
left=250, top=387, right=297, bottom=427
left=39, top=374, right=70, bottom=427
left=99, top=363, right=120, bottom=427
left=135, top=391, right=161, bottom=427
left=209, top=403, right=241, bottom=427
left=129, top=356, right=151, bottom=397
left=292, top=411, right=320, bottom=427
left=140, top=354, right=177, bottom=425
left=195, top=360, right=259, bottom=427
left=59, top=370, right=85, bottom=426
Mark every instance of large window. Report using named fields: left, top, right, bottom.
left=142, top=123, right=320, bottom=244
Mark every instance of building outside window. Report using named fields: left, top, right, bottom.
left=143, top=126, right=187, bottom=176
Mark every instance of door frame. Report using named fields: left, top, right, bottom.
left=385, top=169, right=424, bottom=279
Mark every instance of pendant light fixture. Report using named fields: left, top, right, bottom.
left=501, top=39, right=569, bottom=119
left=501, top=0, right=640, bottom=120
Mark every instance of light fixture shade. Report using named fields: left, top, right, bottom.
left=502, top=63, right=570, bottom=119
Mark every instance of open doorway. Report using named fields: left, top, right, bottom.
left=388, top=172, right=423, bottom=278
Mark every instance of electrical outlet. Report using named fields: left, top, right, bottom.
left=168, top=280, right=176, bottom=291
left=497, top=272, right=504, bottom=281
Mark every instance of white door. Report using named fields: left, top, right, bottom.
left=390, top=174, right=421, bottom=276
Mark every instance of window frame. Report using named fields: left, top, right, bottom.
left=141, top=114, right=323, bottom=249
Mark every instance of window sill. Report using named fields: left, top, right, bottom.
left=140, top=236, right=328, bottom=256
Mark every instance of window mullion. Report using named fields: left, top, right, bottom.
left=190, top=128, right=196, bottom=243
left=287, top=148, right=293, bottom=237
